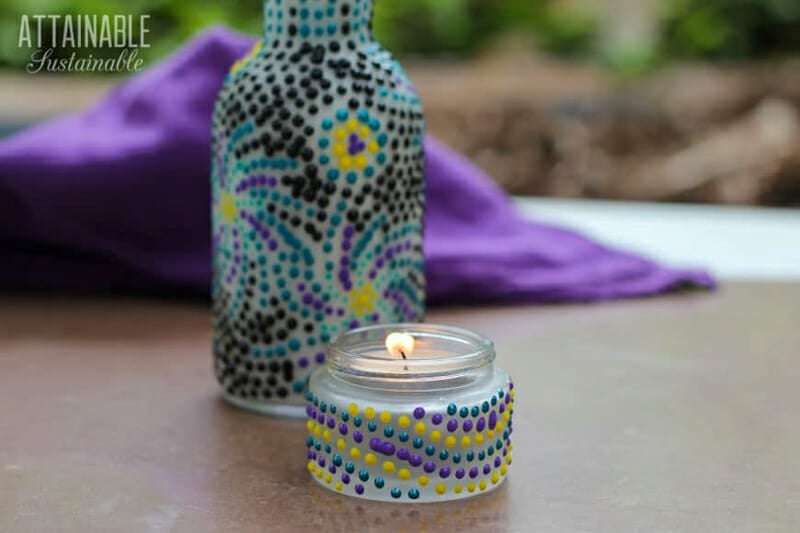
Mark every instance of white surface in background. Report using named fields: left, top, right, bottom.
left=514, top=197, right=800, bottom=280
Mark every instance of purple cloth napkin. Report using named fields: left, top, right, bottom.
left=0, top=27, right=714, bottom=303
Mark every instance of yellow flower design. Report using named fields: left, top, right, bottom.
left=332, top=119, right=380, bottom=172
left=349, top=283, right=377, bottom=316
left=219, top=192, right=238, bottom=224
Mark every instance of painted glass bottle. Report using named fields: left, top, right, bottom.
left=211, top=0, right=426, bottom=416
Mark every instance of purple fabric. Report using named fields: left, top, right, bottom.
left=0, top=27, right=714, bottom=303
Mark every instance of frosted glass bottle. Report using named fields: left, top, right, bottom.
left=211, top=0, right=426, bottom=416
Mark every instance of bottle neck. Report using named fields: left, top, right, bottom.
left=263, top=0, right=373, bottom=44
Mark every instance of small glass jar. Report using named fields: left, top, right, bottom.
left=305, top=324, right=515, bottom=503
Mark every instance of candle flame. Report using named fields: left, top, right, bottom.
left=385, top=332, right=415, bottom=359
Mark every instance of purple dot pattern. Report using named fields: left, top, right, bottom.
left=305, top=379, right=515, bottom=500
left=369, top=438, right=396, bottom=456
left=211, top=0, right=426, bottom=408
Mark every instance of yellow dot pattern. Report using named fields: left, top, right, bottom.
left=229, top=40, right=261, bottom=75
left=305, top=381, right=515, bottom=500
left=331, top=121, right=378, bottom=172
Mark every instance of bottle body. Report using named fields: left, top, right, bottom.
left=211, top=1, right=426, bottom=414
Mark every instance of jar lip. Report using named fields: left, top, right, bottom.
left=327, top=323, right=495, bottom=381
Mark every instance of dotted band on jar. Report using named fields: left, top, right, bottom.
left=304, top=380, right=515, bottom=502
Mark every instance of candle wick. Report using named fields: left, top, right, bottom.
left=399, top=349, right=408, bottom=371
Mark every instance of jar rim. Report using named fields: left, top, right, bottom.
left=327, top=323, right=495, bottom=382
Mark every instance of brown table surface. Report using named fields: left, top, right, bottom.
left=1, top=282, right=798, bottom=532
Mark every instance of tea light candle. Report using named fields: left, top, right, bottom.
left=305, top=324, right=514, bottom=502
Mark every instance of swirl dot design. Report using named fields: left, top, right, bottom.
left=211, top=0, right=426, bottom=409
left=305, top=380, right=515, bottom=501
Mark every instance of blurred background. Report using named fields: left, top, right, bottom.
left=1, top=0, right=799, bottom=206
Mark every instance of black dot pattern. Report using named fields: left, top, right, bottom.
left=211, top=1, right=426, bottom=406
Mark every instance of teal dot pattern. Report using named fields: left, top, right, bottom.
left=211, top=0, right=426, bottom=404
